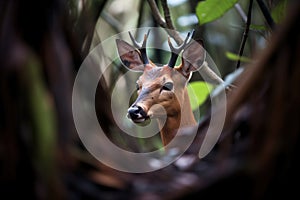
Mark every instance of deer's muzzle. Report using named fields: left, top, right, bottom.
left=127, top=105, right=149, bottom=123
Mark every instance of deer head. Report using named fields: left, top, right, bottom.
left=116, top=30, right=206, bottom=145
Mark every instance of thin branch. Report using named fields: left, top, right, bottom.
left=147, top=0, right=167, bottom=28
left=256, top=0, right=275, bottom=30
left=233, top=3, right=266, bottom=40
left=161, top=0, right=183, bottom=44
left=236, top=0, right=253, bottom=69
left=161, top=0, right=173, bottom=28
left=234, top=3, right=247, bottom=23
left=147, top=0, right=183, bottom=45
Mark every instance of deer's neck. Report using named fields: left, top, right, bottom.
left=157, top=88, right=197, bottom=146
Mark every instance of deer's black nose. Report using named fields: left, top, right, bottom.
left=127, top=106, right=147, bottom=122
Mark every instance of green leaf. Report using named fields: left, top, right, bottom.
left=196, top=0, right=238, bottom=25
left=250, top=24, right=267, bottom=31
left=271, top=0, right=287, bottom=23
left=187, top=81, right=213, bottom=111
left=225, top=51, right=252, bottom=63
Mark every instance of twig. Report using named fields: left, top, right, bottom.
left=233, top=3, right=266, bottom=40
left=160, top=0, right=183, bottom=44
left=256, top=0, right=275, bottom=29
left=236, top=0, right=253, bottom=69
left=234, top=3, right=247, bottom=23
left=161, top=0, right=173, bottom=29
left=147, top=0, right=183, bottom=44
left=147, top=0, right=167, bottom=28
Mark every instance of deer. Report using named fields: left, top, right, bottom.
left=116, top=30, right=218, bottom=146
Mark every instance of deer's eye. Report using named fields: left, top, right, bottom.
left=162, top=82, right=173, bottom=91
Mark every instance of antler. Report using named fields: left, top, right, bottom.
left=128, top=30, right=151, bottom=64
left=167, top=30, right=194, bottom=68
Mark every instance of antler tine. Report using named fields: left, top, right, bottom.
left=167, top=30, right=195, bottom=68
left=128, top=30, right=151, bottom=64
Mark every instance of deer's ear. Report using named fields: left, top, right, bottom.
left=179, top=40, right=206, bottom=76
left=116, top=39, right=144, bottom=72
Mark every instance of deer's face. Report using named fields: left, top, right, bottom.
left=116, top=30, right=205, bottom=123
left=129, top=64, right=187, bottom=122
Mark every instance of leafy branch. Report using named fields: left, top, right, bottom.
left=195, top=0, right=279, bottom=68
